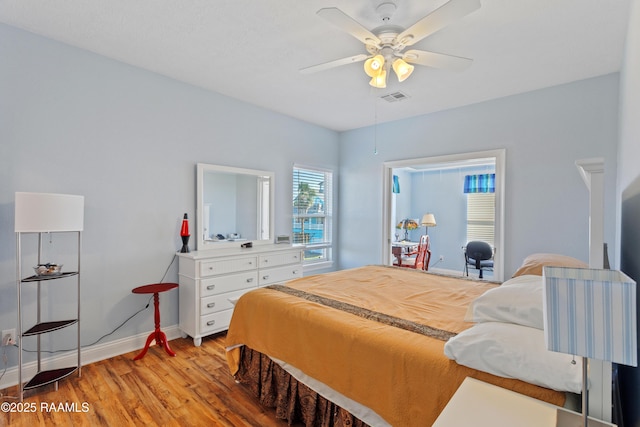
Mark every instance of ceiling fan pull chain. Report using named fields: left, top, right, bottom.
left=374, top=98, right=379, bottom=155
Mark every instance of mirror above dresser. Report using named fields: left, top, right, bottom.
left=196, top=163, right=274, bottom=250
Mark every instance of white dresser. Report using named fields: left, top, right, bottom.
left=178, top=244, right=303, bottom=346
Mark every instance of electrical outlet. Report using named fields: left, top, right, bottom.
left=2, top=329, right=16, bottom=346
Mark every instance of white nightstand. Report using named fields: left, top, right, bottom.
left=433, top=377, right=616, bottom=427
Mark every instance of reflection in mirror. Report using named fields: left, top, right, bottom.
left=196, top=164, right=274, bottom=250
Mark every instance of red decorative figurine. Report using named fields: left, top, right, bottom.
left=180, top=213, right=190, bottom=253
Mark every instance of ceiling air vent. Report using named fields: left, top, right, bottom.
left=380, top=91, right=410, bottom=103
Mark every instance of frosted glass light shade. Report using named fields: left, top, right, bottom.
left=15, top=192, right=84, bottom=232
left=364, top=55, right=385, bottom=77
left=369, top=68, right=387, bottom=88
left=392, top=58, right=414, bottom=82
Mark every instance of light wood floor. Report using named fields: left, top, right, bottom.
left=0, top=333, right=292, bottom=427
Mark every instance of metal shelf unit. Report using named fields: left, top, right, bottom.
left=16, top=231, right=82, bottom=401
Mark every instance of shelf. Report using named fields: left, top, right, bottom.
left=21, top=271, right=78, bottom=283
left=16, top=228, right=82, bottom=401
left=23, top=367, right=78, bottom=390
left=22, top=319, right=78, bottom=336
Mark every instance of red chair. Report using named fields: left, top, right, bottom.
left=395, top=235, right=431, bottom=270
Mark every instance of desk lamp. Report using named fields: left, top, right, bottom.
left=396, top=218, right=418, bottom=241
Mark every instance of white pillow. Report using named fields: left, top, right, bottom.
left=465, top=275, right=544, bottom=329
left=444, top=322, right=583, bottom=393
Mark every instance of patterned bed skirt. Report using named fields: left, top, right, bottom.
left=236, top=346, right=370, bottom=427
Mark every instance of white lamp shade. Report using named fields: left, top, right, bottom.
left=543, top=266, right=637, bottom=366
left=15, top=192, right=84, bottom=232
left=421, top=213, right=437, bottom=227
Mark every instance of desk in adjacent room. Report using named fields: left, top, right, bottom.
left=391, top=241, right=418, bottom=265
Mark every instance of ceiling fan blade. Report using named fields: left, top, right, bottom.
left=300, top=54, right=369, bottom=74
left=396, top=0, right=481, bottom=47
left=317, top=8, right=381, bottom=47
left=403, top=49, right=472, bottom=71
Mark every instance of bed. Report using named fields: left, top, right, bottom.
left=225, top=256, right=588, bottom=427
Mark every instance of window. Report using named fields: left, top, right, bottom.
left=293, top=166, right=333, bottom=266
left=464, top=173, right=495, bottom=247
left=466, top=192, right=495, bottom=247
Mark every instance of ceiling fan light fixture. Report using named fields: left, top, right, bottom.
left=364, top=54, right=385, bottom=77
left=392, top=58, right=414, bottom=82
left=369, top=67, right=387, bottom=88
left=310, top=1, right=480, bottom=89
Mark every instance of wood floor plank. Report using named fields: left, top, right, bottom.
left=0, top=333, right=292, bottom=427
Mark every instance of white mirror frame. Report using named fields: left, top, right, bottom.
left=382, top=149, right=506, bottom=282
left=196, top=163, right=275, bottom=251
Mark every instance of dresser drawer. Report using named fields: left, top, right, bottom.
left=259, top=264, right=303, bottom=286
left=200, top=309, right=234, bottom=334
left=259, top=251, right=301, bottom=268
left=179, top=244, right=303, bottom=346
left=200, top=271, right=258, bottom=297
left=200, top=288, right=252, bottom=316
left=199, top=256, right=257, bottom=277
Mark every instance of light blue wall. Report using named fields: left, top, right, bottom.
left=0, top=23, right=340, bottom=367
left=339, top=74, right=620, bottom=275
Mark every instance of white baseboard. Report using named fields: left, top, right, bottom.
left=0, top=325, right=182, bottom=390
left=430, top=267, right=496, bottom=281
left=429, top=267, right=465, bottom=276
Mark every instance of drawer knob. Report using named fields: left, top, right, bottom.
left=246, top=278, right=254, bottom=283
left=208, top=266, right=214, bottom=270
left=207, top=284, right=216, bottom=291
left=263, top=275, right=269, bottom=280
left=293, top=270, right=299, bottom=274
left=207, top=302, right=216, bottom=308
left=207, top=320, right=216, bottom=326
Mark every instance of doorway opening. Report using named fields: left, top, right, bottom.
left=383, top=149, right=505, bottom=281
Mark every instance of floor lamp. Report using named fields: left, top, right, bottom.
left=15, top=192, right=85, bottom=402
left=543, top=266, right=637, bottom=427
left=421, top=213, right=437, bottom=235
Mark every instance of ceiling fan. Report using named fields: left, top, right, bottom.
left=300, top=0, right=481, bottom=88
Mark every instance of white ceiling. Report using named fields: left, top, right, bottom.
left=0, top=0, right=631, bottom=132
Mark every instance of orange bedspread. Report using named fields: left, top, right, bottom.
left=226, top=265, right=565, bottom=426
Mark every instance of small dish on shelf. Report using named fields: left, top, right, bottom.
left=33, top=263, right=63, bottom=276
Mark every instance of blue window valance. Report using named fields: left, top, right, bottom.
left=464, top=173, right=495, bottom=193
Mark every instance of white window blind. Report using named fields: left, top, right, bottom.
left=293, top=166, right=333, bottom=264
left=467, top=193, right=495, bottom=246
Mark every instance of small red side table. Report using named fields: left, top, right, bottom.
left=132, top=283, right=179, bottom=361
